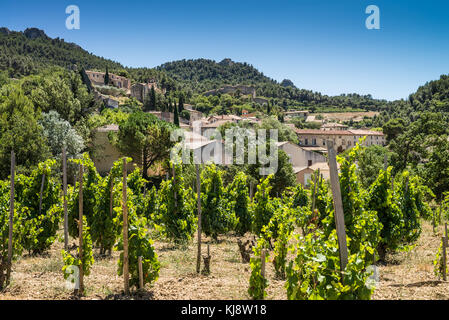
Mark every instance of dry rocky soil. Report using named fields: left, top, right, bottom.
left=1, top=220, right=448, bottom=300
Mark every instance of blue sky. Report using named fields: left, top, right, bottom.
left=2, top=0, right=449, bottom=101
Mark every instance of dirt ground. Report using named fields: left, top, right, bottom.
left=0, top=220, right=447, bottom=300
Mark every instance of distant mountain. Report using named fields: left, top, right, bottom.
left=408, top=74, right=449, bottom=113
left=0, top=28, right=124, bottom=77
left=0, top=27, right=175, bottom=90
left=0, top=28, right=389, bottom=111
left=158, top=58, right=388, bottom=111
left=157, top=58, right=276, bottom=93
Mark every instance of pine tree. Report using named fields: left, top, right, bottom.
left=267, top=100, right=271, bottom=115
left=104, top=67, right=110, bottom=85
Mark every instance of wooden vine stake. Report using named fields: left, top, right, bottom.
left=122, top=158, right=129, bottom=295
left=6, top=150, right=15, bottom=287
left=138, top=256, right=144, bottom=290
left=109, top=178, right=114, bottom=218
left=196, top=164, right=202, bottom=274
left=78, top=164, right=84, bottom=296
left=326, top=140, right=349, bottom=276
left=311, top=169, right=320, bottom=213
left=261, top=249, right=266, bottom=279
left=249, top=181, right=254, bottom=200
left=62, top=147, right=68, bottom=251
left=202, top=244, right=211, bottom=275
left=38, top=173, right=45, bottom=215
left=443, top=236, right=447, bottom=281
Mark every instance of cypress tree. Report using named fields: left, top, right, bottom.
left=178, top=94, right=184, bottom=112
left=104, top=67, right=110, bottom=85
left=150, top=86, right=156, bottom=110
left=174, top=104, right=180, bottom=127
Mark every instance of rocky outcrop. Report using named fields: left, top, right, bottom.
left=203, top=85, right=256, bottom=98
left=281, top=79, right=296, bottom=88
left=0, top=27, right=10, bottom=36
left=23, top=28, right=49, bottom=40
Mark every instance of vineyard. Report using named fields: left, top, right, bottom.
left=0, top=141, right=447, bottom=300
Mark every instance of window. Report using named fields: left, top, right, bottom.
left=312, top=138, right=317, bottom=145
left=305, top=138, right=309, bottom=145
left=323, top=140, right=326, bottom=146
left=304, top=173, right=312, bottom=187
left=308, top=160, right=313, bottom=167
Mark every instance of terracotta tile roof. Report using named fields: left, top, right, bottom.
left=348, top=129, right=384, bottom=136
left=295, top=129, right=353, bottom=135
left=295, top=129, right=384, bottom=136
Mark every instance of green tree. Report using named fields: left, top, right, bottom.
left=115, top=112, right=175, bottom=179
left=0, top=84, right=49, bottom=178
left=40, top=110, right=85, bottom=159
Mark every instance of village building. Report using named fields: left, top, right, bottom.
left=284, top=110, right=309, bottom=120
left=86, top=70, right=131, bottom=90
left=130, top=80, right=158, bottom=102
left=276, top=141, right=327, bottom=168
left=321, top=123, right=348, bottom=131
left=91, top=124, right=122, bottom=175
left=295, top=129, right=385, bottom=153
left=295, top=162, right=335, bottom=188
left=183, top=105, right=204, bottom=124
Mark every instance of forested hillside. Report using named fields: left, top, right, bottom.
left=0, top=28, right=174, bottom=90
left=158, top=58, right=390, bottom=111
left=0, top=28, right=124, bottom=77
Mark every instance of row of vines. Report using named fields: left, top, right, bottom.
left=0, top=140, right=437, bottom=299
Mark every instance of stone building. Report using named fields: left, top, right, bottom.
left=85, top=70, right=131, bottom=90
left=130, top=81, right=158, bottom=102
left=295, top=129, right=385, bottom=153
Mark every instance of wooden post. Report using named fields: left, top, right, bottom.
left=109, top=178, right=114, bottom=218
left=6, top=151, right=15, bottom=286
left=312, top=169, right=320, bottom=212
left=173, top=164, right=177, bottom=208
left=62, top=147, right=68, bottom=251
left=38, top=173, right=45, bottom=215
left=250, top=181, right=254, bottom=200
left=202, top=244, right=211, bottom=275
left=196, top=164, right=202, bottom=274
left=443, top=236, right=447, bottom=281
left=78, top=164, right=84, bottom=295
left=445, top=223, right=448, bottom=240
left=122, top=159, right=129, bottom=295
left=138, top=256, right=144, bottom=290
left=326, top=140, right=349, bottom=274
left=260, top=250, right=266, bottom=279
